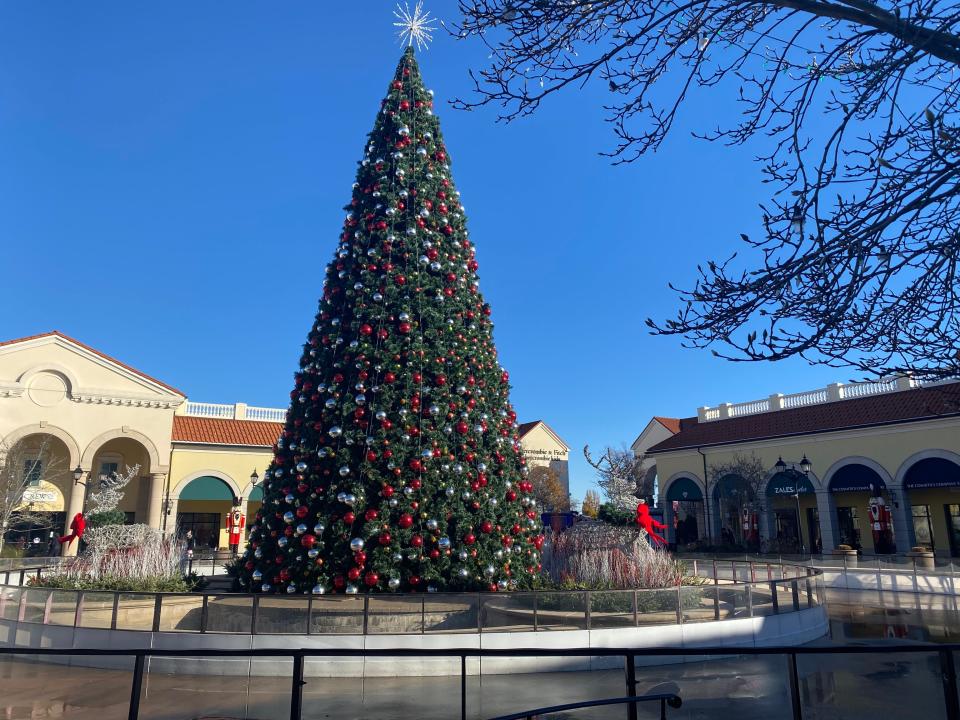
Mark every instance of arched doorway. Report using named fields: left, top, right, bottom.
left=713, top=474, right=758, bottom=549
left=904, top=457, right=960, bottom=555
left=175, top=475, right=238, bottom=551
left=828, top=463, right=893, bottom=553
left=666, top=477, right=704, bottom=548
left=766, top=471, right=818, bottom=554
left=84, top=436, right=154, bottom=525
left=1, top=432, right=73, bottom=557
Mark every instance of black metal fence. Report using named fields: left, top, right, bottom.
left=0, top=644, right=957, bottom=720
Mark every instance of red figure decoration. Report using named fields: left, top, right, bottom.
left=636, top=502, right=667, bottom=547
left=58, top=512, right=86, bottom=546
left=227, top=506, right=246, bottom=554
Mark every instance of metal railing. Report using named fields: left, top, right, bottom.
left=0, top=644, right=957, bottom=720
left=0, top=560, right=824, bottom=635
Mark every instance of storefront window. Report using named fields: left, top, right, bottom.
left=912, top=505, right=935, bottom=550
left=945, top=505, right=960, bottom=557
left=836, top=507, right=861, bottom=549
left=22, top=459, right=42, bottom=487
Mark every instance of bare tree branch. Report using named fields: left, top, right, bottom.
left=455, top=0, right=960, bottom=380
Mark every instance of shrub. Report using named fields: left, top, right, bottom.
left=597, top=503, right=635, bottom=526
left=86, top=509, right=127, bottom=529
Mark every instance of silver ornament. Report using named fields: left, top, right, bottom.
left=278, top=537, right=289, bottom=548
left=388, top=578, right=401, bottom=590
left=314, top=523, right=326, bottom=534
left=312, top=584, right=326, bottom=595
left=426, top=518, right=439, bottom=531
left=283, top=511, right=295, bottom=524
left=296, top=523, right=307, bottom=535
left=350, top=538, right=365, bottom=552
left=296, top=461, right=308, bottom=473
left=339, top=466, right=351, bottom=477
left=328, top=426, right=342, bottom=438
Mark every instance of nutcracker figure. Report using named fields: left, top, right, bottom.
left=226, top=505, right=245, bottom=555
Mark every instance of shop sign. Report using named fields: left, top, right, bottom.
left=767, top=472, right=816, bottom=496
left=16, top=482, right=65, bottom=512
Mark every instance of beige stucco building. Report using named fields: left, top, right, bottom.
left=642, top=379, right=960, bottom=556
left=0, top=332, right=568, bottom=554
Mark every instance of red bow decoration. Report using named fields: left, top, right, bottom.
left=636, top=503, right=667, bottom=547
left=58, top=512, right=86, bottom=546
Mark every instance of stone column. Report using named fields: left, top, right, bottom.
left=815, top=490, right=836, bottom=553
left=663, top=500, right=675, bottom=545
left=238, top=496, right=250, bottom=545
left=890, top=488, right=913, bottom=552
left=146, top=473, right=166, bottom=530
left=165, top=498, right=180, bottom=534
left=62, top=474, right=86, bottom=558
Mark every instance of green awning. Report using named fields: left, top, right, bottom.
left=766, top=471, right=816, bottom=497
left=179, top=476, right=234, bottom=501
left=666, top=477, right=703, bottom=502
left=249, top=485, right=264, bottom=501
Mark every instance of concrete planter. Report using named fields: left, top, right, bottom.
left=908, top=548, right=935, bottom=571
left=833, top=548, right=858, bottom=569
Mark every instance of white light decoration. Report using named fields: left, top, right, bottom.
left=394, top=1, right=437, bottom=51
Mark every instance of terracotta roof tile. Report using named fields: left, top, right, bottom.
left=0, top=330, right=185, bottom=396
left=517, top=421, right=540, bottom=437
left=648, top=382, right=960, bottom=453
left=172, top=416, right=283, bottom=447
left=653, top=416, right=682, bottom=434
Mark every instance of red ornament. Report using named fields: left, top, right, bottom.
left=379, top=531, right=392, bottom=545
left=480, top=520, right=493, bottom=534
left=364, top=571, right=379, bottom=587
left=398, top=321, right=412, bottom=334
left=343, top=511, right=356, bottom=524
left=365, top=509, right=379, bottom=522
left=301, top=534, right=316, bottom=549
left=295, top=506, right=309, bottom=519
left=333, top=576, right=346, bottom=589
left=347, top=567, right=361, bottom=581
left=359, top=324, right=373, bottom=336
left=410, top=534, right=423, bottom=548
left=464, top=533, right=476, bottom=545
left=398, top=513, right=414, bottom=529
left=384, top=372, right=397, bottom=383
left=455, top=421, right=469, bottom=435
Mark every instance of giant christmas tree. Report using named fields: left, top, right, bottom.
left=236, top=48, right=544, bottom=595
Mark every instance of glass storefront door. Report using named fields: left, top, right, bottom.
left=177, top=512, right=221, bottom=550
left=912, top=505, right=935, bottom=550
left=775, top=509, right=800, bottom=552
left=836, top=506, right=861, bottom=549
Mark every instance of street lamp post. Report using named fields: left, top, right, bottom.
left=774, top=455, right=813, bottom=556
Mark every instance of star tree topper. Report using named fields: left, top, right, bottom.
left=394, top=1, right=437, bottom=51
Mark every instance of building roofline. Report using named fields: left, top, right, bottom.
left=646, top=410, right=960, bottom=454
left=0, top=331, right=186, bottom=397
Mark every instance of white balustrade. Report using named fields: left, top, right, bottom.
left=698, top=376, right=930, bottom=423
left=246, top=406, right=287, bottom=422
left=183, top=402, right=286, bottom=423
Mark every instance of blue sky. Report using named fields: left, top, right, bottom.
left=0, top=2, right=844, bottom=501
